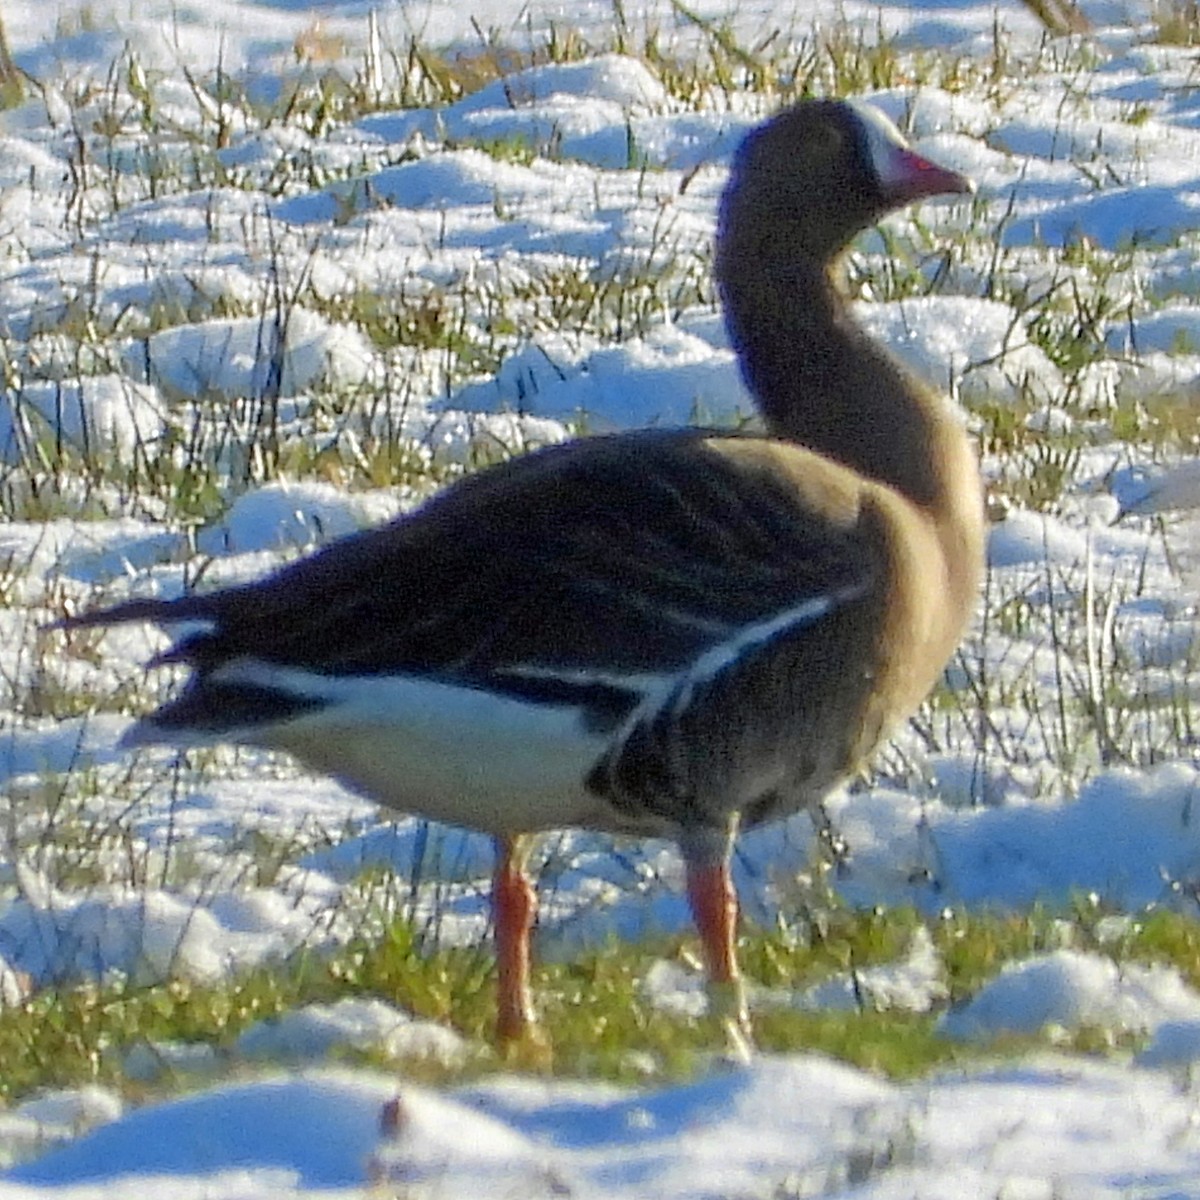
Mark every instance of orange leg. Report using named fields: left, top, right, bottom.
left=686, top=857, right=741, bottom=987
left=684, top=832, right=752, bottom=1051
left=493, top=835, right=538, bottom=1046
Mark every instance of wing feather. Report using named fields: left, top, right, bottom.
left=67, top=430, right=882, bottom=731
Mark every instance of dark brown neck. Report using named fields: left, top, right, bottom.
left=718, top=254, right=956, bottom=513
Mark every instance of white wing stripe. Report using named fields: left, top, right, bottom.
left=666, top=581, right=866, bottom=723
left=600, top=576, right=869, bottom=772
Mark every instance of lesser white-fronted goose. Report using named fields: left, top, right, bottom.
left=57, top=98, right=983, bottom=1052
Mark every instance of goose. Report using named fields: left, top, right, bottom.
left=56, top=97, right=984, bottom=1053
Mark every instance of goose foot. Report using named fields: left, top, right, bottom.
left=498, top=1021, right=555, bottom=1071
left=707, top=977, right=755, bottom=1062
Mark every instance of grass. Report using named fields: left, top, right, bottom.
left=0, top=901, right=1182, bottom=1104
left=2, top=0, right=1200, bottom=1124
left=0, top=6, right=1161, bottom=523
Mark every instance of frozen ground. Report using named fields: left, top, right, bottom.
left=2, top=0, right=1200, bottom=1195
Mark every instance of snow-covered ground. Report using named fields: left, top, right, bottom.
left=5, top=0, right=1200, bottom=1194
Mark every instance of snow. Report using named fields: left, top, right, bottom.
left=129, top=308, right=378, bottom=404
left=9, top=1057, right=1200, bottom=1199
left=859, top=295, right=1066, bottom=406
left=193, top=479, right=404, bottom=555
left=8, top=0, right=1200, bottom=1194
left=0, top=377, right=165, bottom=464
left=938, top=949, right=1200, bottom=1040
left=234, top=997, right=469, bottom=1067
left=449, top=325, right=749, bottom=428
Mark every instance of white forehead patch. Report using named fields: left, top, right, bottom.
left=843, top=98, right=913, bottom=183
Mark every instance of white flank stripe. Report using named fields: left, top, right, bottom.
left=182, top=660, right=617, bottom=835
left=139, top=580, right=863, bottom=833
left=497, top=664, right=669, bottom=695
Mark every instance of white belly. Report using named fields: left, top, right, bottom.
left=166, top=663, right=624, bottom=836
